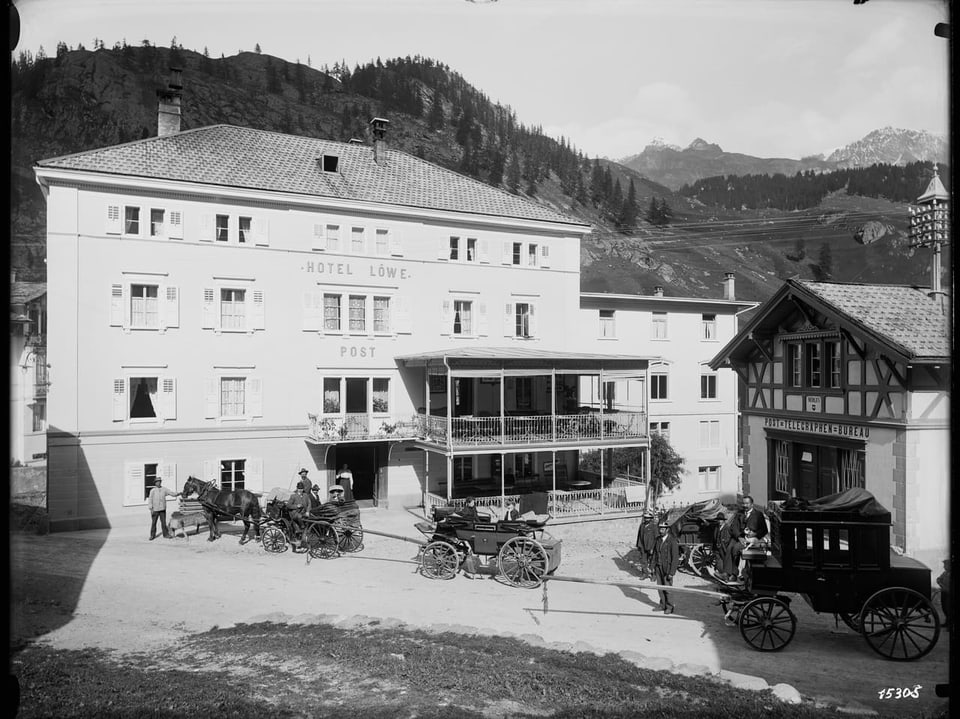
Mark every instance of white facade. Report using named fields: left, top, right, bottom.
left=10, top=280, right=47, bottom=466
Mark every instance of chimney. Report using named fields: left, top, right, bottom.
left=369, top=117, right=390, bottom=164
left=653, top=286, right=664, bottom=297
left=157, top=67, right=183, bottom=137
left=723, top=272, right=736, bottom=300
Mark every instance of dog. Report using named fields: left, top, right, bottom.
left=168, top=511, right=189, bottom=540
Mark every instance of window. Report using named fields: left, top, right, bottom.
left=114, top=375, right=177, bottom=422
left=699, top=420, right=720, bottom=449
left=123, top=460, right=175, bottom=505
left=449, top=237, right=460, bottom=261
left=326, top=224, right=341, bottom=252
left=375, top=229, right=389, bottom=255
left=372, top=378, right=390, bottom=413
left=650, top=421, right=670, bottom=441
left=349, top=295, right=366, bottom=332
left=220, top=288, right=246, bottom=331
left=351, top=227, right=365, bottom=253
left=512, top=242, right=522, bottom=265
left=143, top=463, right=159, bottom=500
left=150, top=209, right=165, bottom=237
left=805, top=342, right=822, bottom=387
left=215, top=214, right=229, bottom=242
left=124, top=206, right=140, bottom=234
left=787, top=338, right=842, bottom=390
left=702, top=313, right=717, bottom=340
left=516, top=377, right=533, bottom=410
left=599, top=310, right=615, bottom=338
left=453, top=300, right=473, bottom=335
left=700, top=373, right=717, bottom=399
left=374, top=296, right=391, bottom=333
left=515, top=302, right=533, bottom=338
left=220, top=459, right=245, bottom=491
left=220, top=377, right=246, bottom=417
left=652, top=312, right=668, bottom=339
left=826, top=340, right=842, bottom=389
left=130, top=284, right=159, bottom=328
left=205, top=375, right=261, bottom=420
left=789, top=344, right=802, bottom=387
left=323, top=378, right=341, bottom=413
left=698, top=466, right=720, bottom=492
left=774, top=440, right=790, bottom=494
left=453, top=457, right=473, bottom=482
left=31, top=399, right=46, bottom=432
left=837, top=448, right=865, bottom=491
left=324, top=294, right=342, bottom=331
left=466, top=238, right=477, bottom=262
left=651, top=374, right=668, bottom=400
left=130, top=377, right=159, bottom=418
left=238, top=216, right=251, bottom=244
left=528, top=243, right=538, bottom=267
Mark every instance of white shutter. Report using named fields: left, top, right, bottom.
left=303, top=291, right=323, bottom=332
left=479, top=239, right=490, bottom=264
left=201, top=288, right=217, bottom=329
left=247, top=377, right=263, bottom=417
left=160, top=377, right=177, bottom=420
left=440, top=300, right=452, bottom=335
left=253, top=217, right=269, bottom=246
left=110, top=284, right=125, bottom=327
left=312, top=223, right=327, bottom=251
left=541, top=245, right=551, bottom=268
left=246, top=458, right=264, bottom=492
left=478, top=302, right=489, bottom=336
left=168, top=209, right=183, bottom=240
left=202, top=459, right=217, bottom=484
left=199, top=214, right=214, bottom=242
left=502, top=242, right=512, bottom=265
left=438, top=237, right=448, bottom=260
left=394, top=296, right=412, bottom=334
left=124, top=462, right=145, bottom=505
left=529, top=303, right=538, bottom=338
left=162, top=286, right=179, bottom=329
left=106, top=201, right=122, bottom=235
left=204, top=378, right=219, bottom=419
left=390, top=229, right=403, bottom=256
left=112, top=378, right=127, bottom=421
left=250, top=290, right=265, bottom=330
left=159, top=462, right=178, bottom=491
left=503, top=302, right=514, bottom=337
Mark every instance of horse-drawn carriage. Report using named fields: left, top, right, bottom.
left=661, top=489, right=941, bottom=661
left=260, top=489, right=364, bottom=560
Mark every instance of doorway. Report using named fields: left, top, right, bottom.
left=333, top=443, right=385, bottom=506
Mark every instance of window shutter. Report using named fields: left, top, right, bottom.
left=540, top=245, right=551, bottom=268
left=201, top=288, right=216, bottom=329
left=250, top=290, right=266, bottom=330
left=113, top=378, right=127, bottom=421
left=199, top=214, right=214, bottom=242
left=247, top=377, right=263, bottom=417
left=106, top=201, right=122, bottom=235
left=204, top=378, right=218, bottom=419
left=479, top=240, right=490, bottom=263
left=529, top=303, right=538, bottom=337
left=303, top=291, right=323, bottom=332
left=168, top=209, right=183, bottom=240
left=159, top=462, right=178, bottom=491
left=202, top=459, right=217, bottom=484
left=312, top=223, right=326, bottom=251
left=437, top=237, right=448, bottom=260
left=253, top=217, right=269, bottom=246
left=390, top=229, right=403, bottom=256
left=246, top=458, right=264, bottom=492
left=123, top=462, right=144, bottom=505
left=477, top=302, right=489, bottom=336
left=161, top=286, right=179, bottom=329
left=440, top=300, right=452, bottom=335
left=160, top=377, right=177, bottom=420
left=109, top=284, right=125, bottom=327
left=501, top=242, right=512, bottom=265
left=503, top=302, right=514, bottom=337
left=394, top=296, right=412, bottom=334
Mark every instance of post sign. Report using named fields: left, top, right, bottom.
left=805, top=395, right=822, bottom=413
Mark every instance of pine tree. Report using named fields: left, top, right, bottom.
left=816, top=243, right=833, bottom=281
left=507, top=152, right=521, bottom=194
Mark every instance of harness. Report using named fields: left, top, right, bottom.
left=189, top=479, right=254, bottom=522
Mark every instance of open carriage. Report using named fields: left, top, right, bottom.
left=660, top=498, right=729, bottom=577
left=260, top=489, right=364, bottom=560
left=415, top=506, right=562, bottom=587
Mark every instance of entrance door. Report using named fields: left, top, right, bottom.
left=797, top=444, right=818, bottom=499
left=334, top=443, right=383, bottom=505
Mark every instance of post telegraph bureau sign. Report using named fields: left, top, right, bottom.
left=763, top=417, right=870, bottom=439
left=302, top=260, right=411, bottom=280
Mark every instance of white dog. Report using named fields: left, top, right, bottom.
left=168, top=511, right=189, bottom=540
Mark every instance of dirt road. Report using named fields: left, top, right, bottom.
left=9, top=508, right=951, bottom=716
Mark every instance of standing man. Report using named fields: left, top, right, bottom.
left=653, top=521, right=680, bottom=614
left=336, top=463, right=354, bottom=501
left=148, top=478, right=180, bottom=540
left=287, top=482, right=311, bottom=545
left=635, top=508, right=659, bottom=579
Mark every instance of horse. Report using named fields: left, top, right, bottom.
left=180, top=476, right=263, bottom=544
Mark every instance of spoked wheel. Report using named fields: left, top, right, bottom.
left=687, top=544, right=715, bottom=577
left=498, top=536, right=549, bottom=588
left=337, top=522, right=364, bottom=553
left=838, top=612, right=862, bottom=633
left=859, top=587, right=940, bottom=661
left=421, top=541, right=460, bottom=580
left=261, top=527, right=287, bottom=554
left=739, top=596, right=797, bottom=652
left=304, top=522, right=340, bottom=560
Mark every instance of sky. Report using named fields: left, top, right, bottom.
left=12, top=0, right=951, bottom=161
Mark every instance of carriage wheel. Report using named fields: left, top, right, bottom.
left=421, top=541, right=460, bottom=580
left=337, top=522, right=365, bottom=553
left=261, top=527, right=287, bottom=554
left=304, top=522, right=340, bottom=560
left=838, top=612, right=861, bottom=633
left=739, top=596, right=796, bottom=652
left=859, top=587, right=940, bottom=661
left=498, top=536, right=549, bottom=589
left=687, top=544, right=715, bottom=577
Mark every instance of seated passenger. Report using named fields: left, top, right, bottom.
left=502, top=500, right=521, bottom=522
left=286, top=482, right=310, bottom=541
left=457, top=496, right=479, bottom=521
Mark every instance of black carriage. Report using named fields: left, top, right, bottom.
left=685, top=489, right=940, bottom=661
left=416, top=507, right=562, bottom=587
left=660, top=498, right=728, bottom=577
left=260, top=495, right=362, bottom=560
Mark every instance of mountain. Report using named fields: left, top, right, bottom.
left=826, top=127, right=947, bottom=168
left=9, top=44, right=947, bottom=303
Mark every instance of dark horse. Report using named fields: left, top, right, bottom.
left=181, top=476, right=262, bottom=544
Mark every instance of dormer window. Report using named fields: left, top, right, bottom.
left=322, top=154, right=339, bottom=173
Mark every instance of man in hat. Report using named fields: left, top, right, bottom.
left=636, top=508, right=659, bottom=579
left=310, top=483, right=321, bottom=505
left=147, top=478, right=181, bottom=540
left=287, top=481, right=310, bottom=543
left=327, top=484, right=346, bottom=506
left=653, top=521, right=680, bottom=614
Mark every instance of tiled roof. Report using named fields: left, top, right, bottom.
left=36, top=125, right=584, bottom=226
left=797, top=280, right=951, bottom=360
